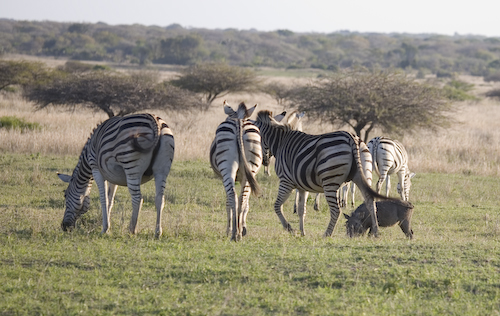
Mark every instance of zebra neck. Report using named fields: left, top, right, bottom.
left=71, top=140, right=94, bottom=189
left=262, top=125, right=284, bottom=158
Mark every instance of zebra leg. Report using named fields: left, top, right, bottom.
left=293, top=189, right=299, bottom=214
left=226, top=186, right=237, bottom=238
left=313, top=193, right=321, bottom=211
left=397, top=169, right=406, bottom=201
left=153, top=174, right=167, bottom=238
left=107, top=183, right=118, bottom=213
left=127, top=179, right=143, bottom=234
left=385, top=175, right=391, bottom=197
left=353, top=175, right=379, bottom=237
left=296, top=189, right=309, bottom=236
left=274, top=182, right=295, bottom=233
left=239, top=181, right=252, bottom=237
left=350, top=184, right=356, bottom=206
left=92, top=169, right=111, bottom=234
left=323, top=187, right=341, bottom=237
left=376, top=172, right=387, bottom=195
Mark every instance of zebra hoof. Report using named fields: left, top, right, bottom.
left=242, top=227, right=247, bottom=236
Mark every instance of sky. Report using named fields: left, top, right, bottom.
left=2, top=0, right=500, bottom=37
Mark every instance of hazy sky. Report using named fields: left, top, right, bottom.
left=3, top=0, right=500, bottom=37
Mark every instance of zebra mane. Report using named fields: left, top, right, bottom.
left=257, top=110, right=300, bottom=133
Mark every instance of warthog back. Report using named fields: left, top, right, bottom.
left=344, top=200, right=414, bottom=239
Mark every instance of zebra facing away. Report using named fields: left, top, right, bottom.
left=209, top=101, right=263, bottom=241
left=367, top=136, right=415, bottom=201
left=57, top=113, right=175, bottom=237
left=254, top=110, right=387, bottom=237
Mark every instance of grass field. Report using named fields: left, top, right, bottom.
left=1, top=154, right=499, bottom=315
left=1, top=61, right=500, bottom=314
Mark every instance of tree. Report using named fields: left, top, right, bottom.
left=0, top=60, right=53, bottom=91
left=24, top=70, right=200, bottom=118
left=170, top=63, right=259, bottom=110
left=289, top=69, right=451, bottom=142
left=155, top=35, right=205, bottom=65
left=260, top=81, right=296, bottom=105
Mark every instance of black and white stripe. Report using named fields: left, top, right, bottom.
left=254, top=110, right=386, bottom=237
left=209, top=102, right=262, bottom=241
left=367, top=136, right=415, bottom=201
left=58, top=113, right=175, bottom=237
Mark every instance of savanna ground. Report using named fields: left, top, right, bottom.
left=1, top=57, right=500, bottom=315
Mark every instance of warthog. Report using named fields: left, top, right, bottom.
left=344, top=200, right=414, bottom=239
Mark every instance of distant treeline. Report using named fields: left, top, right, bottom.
left=1, top=19, right=500, bottom=78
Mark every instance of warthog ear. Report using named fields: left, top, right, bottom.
left=57, top=173, right=72, bottom=183
left=344, top=213, right=350, bottom=220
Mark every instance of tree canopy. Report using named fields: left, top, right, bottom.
left=289, top=69, right=452, bottom=142
left=170, top=63, right=259, bottom=110
left=24, top=70, right=201, bottom=118
left=0, top=60, right=53, bottom=91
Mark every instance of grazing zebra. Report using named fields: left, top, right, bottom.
left=254, top=110, right=387, bottom=237
left=57, top=113, right=175, bottom=237
left=209, top=101, right=262, bottom=241
left=367, top=136, right=415, bottom=201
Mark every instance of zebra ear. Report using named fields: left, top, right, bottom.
left=409, top=172, right=416, bottom=179
left=246, top=104, right=257, bottom=117
left=223, top=100, right=235, bottom=116
left=274, top=111, right=286, bottom=122
left=57, top=173, right=72, bottom=183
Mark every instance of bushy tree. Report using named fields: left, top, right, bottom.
left=24, top=70, right=200, bottom=118
left=170, top=63, right=259, bottom=110
left=289, top=69, right=452, bottom=142
left=0, top=60, right=53, bottom=91
left=260, top=81, right=296, bottom=105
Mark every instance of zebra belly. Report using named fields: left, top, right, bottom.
left=99, top=159, right=152, bottom=187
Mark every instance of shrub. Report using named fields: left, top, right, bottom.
left=0, top=116, right=41, bottom=132
left=484, top=72, right=500, bottom=82
left=442, top=80, right=478, bottom=101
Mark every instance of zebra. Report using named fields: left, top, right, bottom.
left=253, top=110, right=387, bottom=237
left=314, top=142, right=373, bottom=210
left=367, top=136, right=415, bottom=201
left=209, top=101, right=263, bottom=241
left=262, top=111, right=288, bottom=176
left=57, top=113, right=175, bottom=237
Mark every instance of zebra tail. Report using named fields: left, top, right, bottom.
left=131, top=115, right=161, bottom=154
left=351, top=135, right=397, bottom=202
left=236, top=119, right=261, bottom=196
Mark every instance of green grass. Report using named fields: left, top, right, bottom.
left=1, top=153, right=499, bottom=315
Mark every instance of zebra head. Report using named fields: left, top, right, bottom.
left=257, top=110, right=287, bottom=167
left=286, top=111, right=305, bottom=132
left=58, top=173, right=92, bottom=231
left=223, top=100, right=257, bottom=119
left=397, top=172, right=416, bottom=201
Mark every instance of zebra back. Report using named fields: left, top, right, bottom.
left=210, top=102, right=261, bottom=195
left=60, top=114, right=169, bottom=230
